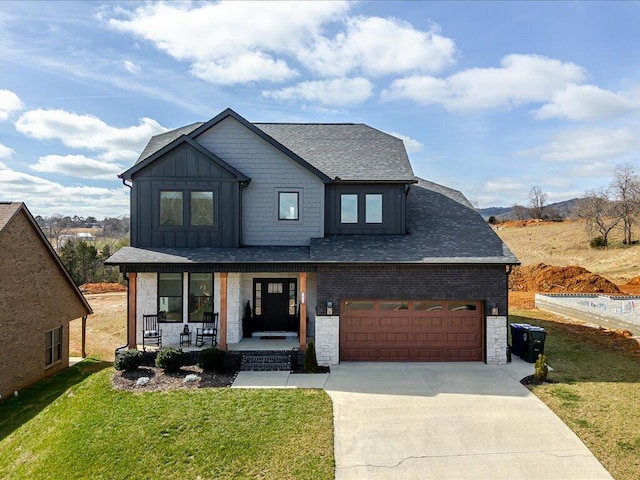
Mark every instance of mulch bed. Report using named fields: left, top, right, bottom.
left=112, top=365, right=238, bottom=392
left=520, top=374, right=556, bottom=386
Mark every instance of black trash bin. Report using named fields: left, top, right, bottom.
left=509, top=323, right=530, bottom=357
left=520, top=326, right=546, bottom=363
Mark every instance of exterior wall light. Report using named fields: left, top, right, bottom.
left=326, top=301, right=333, bottom=316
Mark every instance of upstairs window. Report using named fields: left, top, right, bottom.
left=278, top=192, right=299, bottom=220
left=191, top=191, right=214, bottom=226
left=340, top=194, right=358, bottom=223
left=366, top=194, right=382, bottom=223
left=160, top=191, right=183, bottom=226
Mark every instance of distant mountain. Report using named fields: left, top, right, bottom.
left=477, top=198, right=581, bottom=220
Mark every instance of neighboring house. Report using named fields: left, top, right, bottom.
left=107, top=108, right=519, bottom=365
left=0, top=202, right=92, bottom=399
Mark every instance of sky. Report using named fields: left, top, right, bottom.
left=1, top=1, right=640, bottom=218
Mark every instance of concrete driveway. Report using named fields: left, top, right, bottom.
left=324, top=362, right=612, bottom=480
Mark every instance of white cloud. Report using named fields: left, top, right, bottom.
left=0, top=143, right=15, bottom=159
left=0, top=89, right=24, bottom=120
left=483, top=177, right=528, bottom=193
left=387, top=132, right=423, bottom=153
left=535, top=84, right=639, bottom=121
left=30, top=154, right=123, bottom=180
left=124, top=60, right=141, bottom=75
left=0, top=164, right=129, bottom=217
left=300, top=16, right=456, bottom=77
left=15, top=109, right=166, bottom=162
left=563, top=161, right=616, bottom=178
left=263, top=77, right=373, bottom=106
left=105, top=1, right=349, bottom=85
left=381, top=54, right=586, bottom=111
left=518, top=127, right=640, bottom=162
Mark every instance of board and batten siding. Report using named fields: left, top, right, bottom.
left=195, top=117, right=324, bottom=246
left=130, top=143, right=240, bottom=248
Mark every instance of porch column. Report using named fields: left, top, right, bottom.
left=220, top=272, right=228, bottom=350
left=299, top=272, right=307, bottom=351
left=127, top=272, right=137, bottom=349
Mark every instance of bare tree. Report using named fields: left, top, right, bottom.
left=610, top=163, right=640, bottom=244
left=528, top=186, right=548, bottom=220
left=576, top=188, right=621, bottom=247
left=46, top=214, right=69, bottom=249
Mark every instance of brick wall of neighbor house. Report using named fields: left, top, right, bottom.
left=315, top=316, right=339, bottom=366
left=195, top=116, right=325, bottom=246
left=0, top=211, right=88, bottom=398
left=316, top=265, right=508, bottom=316
left=486, top=316, right=508, bottom=365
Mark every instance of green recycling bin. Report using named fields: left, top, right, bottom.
left=520, top=326, right=546, bottom=363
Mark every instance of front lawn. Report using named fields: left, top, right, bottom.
left=511, top=309, right=640, bottom=480
left=0, top=360, right=334, bottom=480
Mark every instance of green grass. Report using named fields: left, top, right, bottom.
left=510, top=309, right=640, bottom=480
left=0, top=360, right=334, bottom=480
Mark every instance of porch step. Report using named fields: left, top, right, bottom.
left=240, top=352, right=292, bottom=371
left=251, top=331, right=298, bottom=339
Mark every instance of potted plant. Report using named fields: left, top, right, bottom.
left=242, top=300, right=253, bottom=338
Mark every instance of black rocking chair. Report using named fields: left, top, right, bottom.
left=195, top=312, right=218, bottom=347
left=142, top=313, right=163, bottom=351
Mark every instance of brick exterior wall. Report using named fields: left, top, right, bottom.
left=316, top=264, right=509, bottom=316
left=0, top=211, right=89, bottom=399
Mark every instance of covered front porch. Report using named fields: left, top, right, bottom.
left=126, top=270, right=316, bottom=352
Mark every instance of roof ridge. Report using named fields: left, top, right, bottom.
left=254, top=122, right=360, bottom=126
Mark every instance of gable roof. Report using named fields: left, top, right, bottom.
left=120, top=135, right=250, bottom=181
left=255, top=123, right=415, bottom=182
left=0, top=202, right=93, bottom=314
left=130, top=108, right=415, bottom=183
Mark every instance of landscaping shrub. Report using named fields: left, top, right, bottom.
left=155, top=348, right=184, bottom=372
left=488, top=215, right=497, bottom=225
left=114, top=349, right=142, bottom=372
left=198, top=347, right=226, bottom=371
left=534, top=353, right=549, bottom=382
left=590, top=236, right=607, bottom=248
left=304, top=341, right=318, bottom=373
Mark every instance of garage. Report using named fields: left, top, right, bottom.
left=340, top=300, right=484, bottom=362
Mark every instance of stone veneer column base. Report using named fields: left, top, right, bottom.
left=486, top=315, right=508, bottom=365
left=314, top=315, right=339, bottom=366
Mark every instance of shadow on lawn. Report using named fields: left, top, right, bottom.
left=0, top=359, right=111, bottom=441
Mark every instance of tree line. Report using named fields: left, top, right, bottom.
left=35, top=214, right=130, bottom=245
left=501, top=163, right=640, bottom=247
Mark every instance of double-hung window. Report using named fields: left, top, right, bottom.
left=159, top=273, right=183, bottom=322
left=45, top=326, right=62, bottom=367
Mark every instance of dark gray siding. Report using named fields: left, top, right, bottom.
left=325, top=183, right=406, bottom=234
left=315, top=264, right=508, bottom=316
left=130, top=144, right=240, bottom=248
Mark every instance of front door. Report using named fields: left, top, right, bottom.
left=254, top=278, right=297, bottom=331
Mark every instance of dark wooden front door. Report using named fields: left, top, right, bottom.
left=254, top=278, right=297, bottom=331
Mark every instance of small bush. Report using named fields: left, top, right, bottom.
left=304, top=341, right=318, bottom=373
left=534, top=354, right=549, bottom=382
left=114, top=349, right=142, bottom=372
left=155, top=348, right=184, bottom=372
left=488, top=216, right=497, bottom=225
left=590, top=236, right=607, bottom=248
left=198, top=347, right=226, bottom=371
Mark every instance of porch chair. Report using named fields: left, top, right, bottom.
left=142, top=313, right=163, bottom=351
left=195, top=311, right=218, bottom=347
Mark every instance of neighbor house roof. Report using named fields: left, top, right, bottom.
left=106, top=179, right=519, bottom=267
left=130, top=108, right=416, bottom=183
left=0, top=202, right=93, bottom=314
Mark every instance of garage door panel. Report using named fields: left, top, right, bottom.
left=340, top=299, right=483, bottom=362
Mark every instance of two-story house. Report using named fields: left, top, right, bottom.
left=107, top=108, right=518, bottom=365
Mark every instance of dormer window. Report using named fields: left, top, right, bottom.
left=191, top=191, right=214, bottom=226
left=340, top=194, right=358, bottom=223
left=366, top=194, right=382, bottom=224
left=160, top=191, right=183, bottom=226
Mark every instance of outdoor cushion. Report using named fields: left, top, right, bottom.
left=203, top=329, right=214, bottom=335
left=144, top=330, right=159, bottom=337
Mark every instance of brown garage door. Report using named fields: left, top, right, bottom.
left=340, top=300, right=483, bottom=362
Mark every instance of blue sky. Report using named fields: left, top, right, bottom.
left=1, top=1, right=639, bottom=218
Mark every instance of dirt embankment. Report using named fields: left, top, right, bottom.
left=509, top=263, right=621, bottom=294
left=80, top=282, right=126, bottom=294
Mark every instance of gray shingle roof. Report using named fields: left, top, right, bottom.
left=255, top=123, right=415, bottom=182
left=135, top=122, right=204, bottom=164
left=106, top=179, right=518, bottom=266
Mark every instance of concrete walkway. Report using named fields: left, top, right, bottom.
left=232, top=360, right=612, bottom=480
